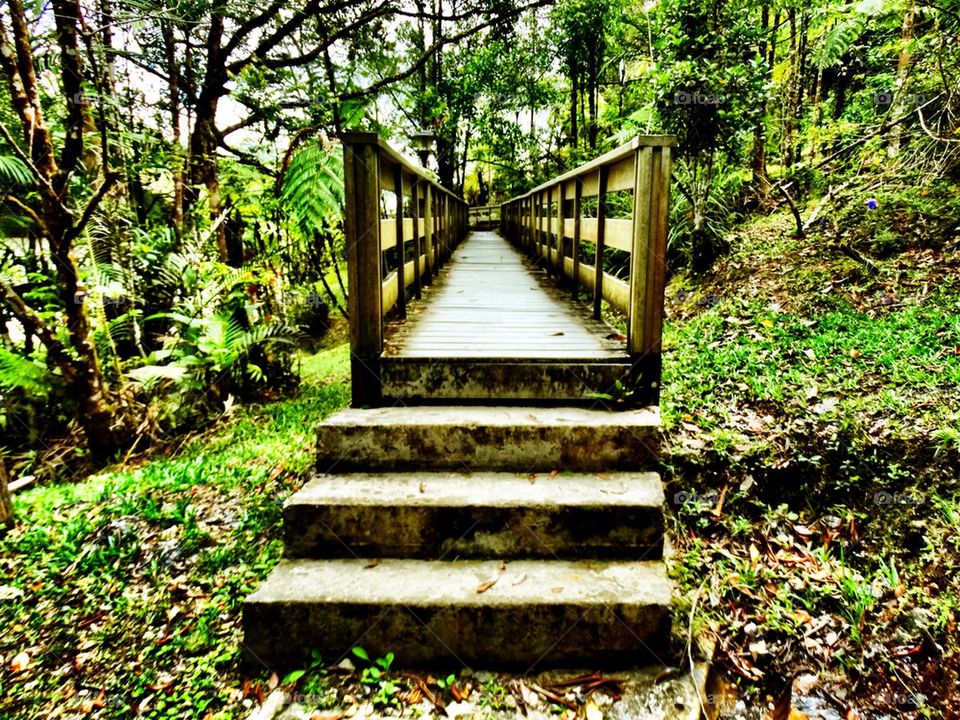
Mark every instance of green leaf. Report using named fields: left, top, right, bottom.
left=282, top=669, right=306, bottom=686
left=351, top=646, right=369, bottom=662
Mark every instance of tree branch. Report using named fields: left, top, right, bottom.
left=338, top=0, right=555, bottom=101
left=0, top=277, right=79, bottom=383
left=67, top=171, right=119, bottom=243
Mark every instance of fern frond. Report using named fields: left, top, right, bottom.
left=0, top=155, right=33, bottom=187
left=0, top=347, right=50, bottom=397
left=281, top=143, right=344, bottom=238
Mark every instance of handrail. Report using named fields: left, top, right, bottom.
left=341, top=133, right=468, bottom=406
left=499, top=135, right=675, bottom=402
left=467, top=205, right=500, bottom=227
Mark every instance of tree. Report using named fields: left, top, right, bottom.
left=0, top=0, right=127, bottom=460
left=0, top=456, right=12, bottom=528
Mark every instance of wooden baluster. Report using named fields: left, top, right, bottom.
left=394, top=165, right=407, bottom=319
left=343, top=137, right=382, bottom=407
left=556, top=182, right=565, bottom=280
left=424, top=184, right=434, bottom=283
left=572, top=177, right=582, bottom=300
left=593, top=165, right=609, bottom=320
left=411, top=181, right=422, bottom=299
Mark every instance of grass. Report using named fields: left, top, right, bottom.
left=0, top=344, right=350, bottom=720
left=660, top=209, right=960, bottom=714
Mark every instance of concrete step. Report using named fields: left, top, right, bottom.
left=380, top=359, right=636, bottom=402
left=315, top=406, right=660, bottom=472
left=284, top=471, right=665, bottom=560
left=243, top=558, right=672, bottom=669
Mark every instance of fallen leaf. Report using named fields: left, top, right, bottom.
left=10, top=651, right=29, bottom=673
left=364, top=560, right=381, bottom=569
left=476, top=578, right=498, bottom=593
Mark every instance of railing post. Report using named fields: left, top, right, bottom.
left=411, top=181, right=422, bottom=299
left=593, top=165, right=608, bottom=320
left=394, top=164, right=407, bottom=319
left=556, top=182, right=565, bottom=280
left=629, top=145, right=672, bottom=398
left=424, top=184, right=434, bottom=283
left=343, top=136, right=382, bottom=407
left=572, top=177, right=582, bottom=299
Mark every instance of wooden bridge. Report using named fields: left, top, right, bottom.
left=340, top=131, right=674, bottom=407
left=243, top=132, right=698, bottom=705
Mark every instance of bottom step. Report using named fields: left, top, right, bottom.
left=243, top=559, right=672, bottom=669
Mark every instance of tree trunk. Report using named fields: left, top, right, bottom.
left=161, top=18, right=185, bottom=237
left=187, top=11, right=229, bottom=261
left=569, top=55, right=579, bottom=148
left=888, top=1, right=916, bottom=157
left=751, top=4, right=772, bottom=205
left=0, top=456, right=12, bottom=528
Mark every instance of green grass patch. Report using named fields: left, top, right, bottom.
left=0, top=345, right=350, bottom=719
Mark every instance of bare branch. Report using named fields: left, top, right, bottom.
left=3, top=194, right=49, bottom=235
left=338, top=0, right=555, bottom=101
left=68, top=171, right=119, bottom=242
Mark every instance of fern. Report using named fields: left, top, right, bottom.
left=0, top=348, right=50, bottom=397
left=281, top=143, right=344, bottom=239
left=816, top=14, right=868, bottom=69
left=0, top=155, right=32, bottom=187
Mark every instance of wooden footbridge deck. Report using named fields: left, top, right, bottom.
left=341, top=132, right=675, bottom=405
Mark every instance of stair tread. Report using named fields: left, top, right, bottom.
left=247, top=558, right=671, bottom=607
left=320, top=405, right=660, bottom=428
left=290, top=471, right=664, bottom=508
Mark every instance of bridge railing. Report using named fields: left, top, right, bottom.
left=500, top=135, right=675, bottom=397
left=468, top=205, right=500, bottom=228
left=342, top=133, right=468, bottom=405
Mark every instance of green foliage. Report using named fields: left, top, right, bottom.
left=281, top=142, right=344, bottom=240
left=0, top=347, right=49, bottom=398
left=0, top=155, right=32, bottom=187
left=129, top=311, right=298, bottom=428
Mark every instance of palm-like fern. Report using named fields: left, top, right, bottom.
left=0, top=347, right=49, bottom=397
left=280, top=142, right=344, bottom=239
left=0, top=156, right=32, bottom=187
left=129, top=312, right=296, bottom=391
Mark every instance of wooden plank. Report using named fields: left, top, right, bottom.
left=394, top=164, right=406, bottom=318
left=607, top=155, right=636, bottom=193
left=593, top=165, right=608, bottom=320
left=564, top=258, right=630, bottom=315
left=566, top=217, right=632, bottom=252
left=342, top=139, right=382, bottom=406
left=424, top=185, right=434, bottom=280
left=380, top=218, right=418, bottom=250
left=556, top=181, right=565, bottom=277
left=506, top=135, right=675, bottom=201
left=646, top=146, right=671, bottom=355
